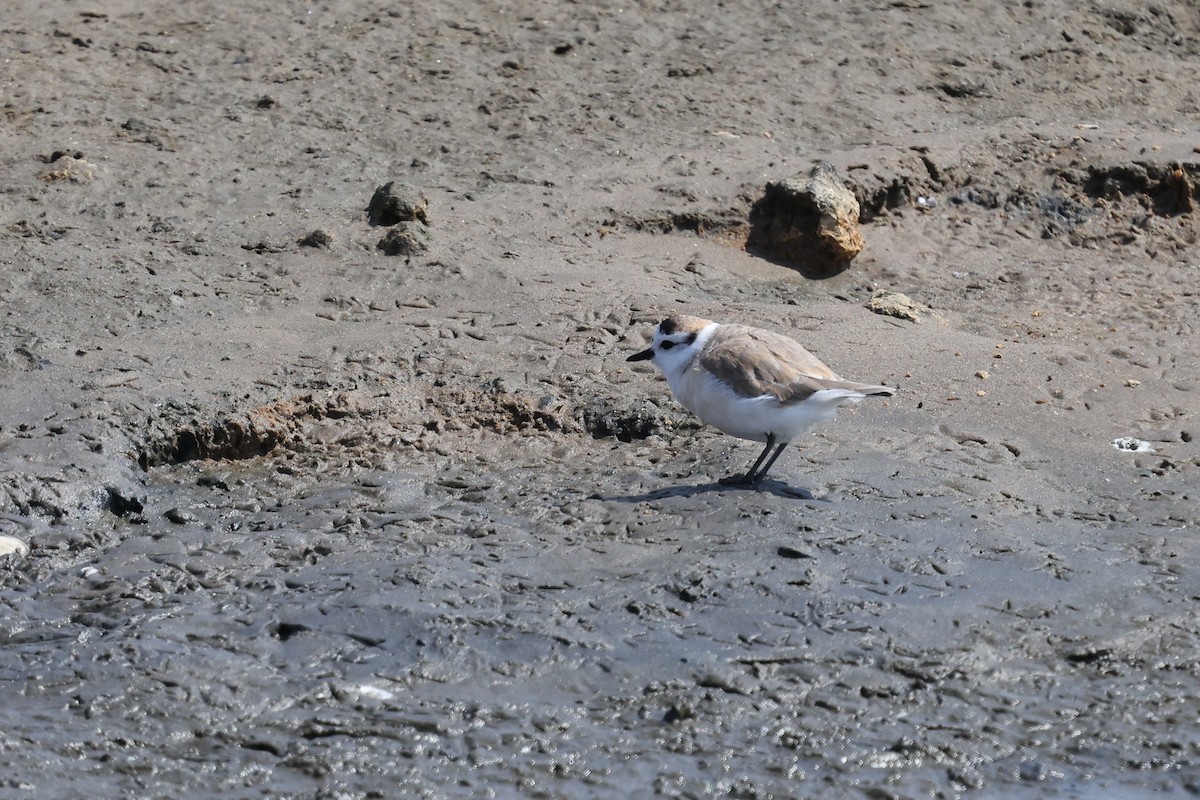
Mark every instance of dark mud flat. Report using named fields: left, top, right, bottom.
left=2, top=2, right=1199, bottom=798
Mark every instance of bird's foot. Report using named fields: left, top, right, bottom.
left=718, top=472, right=761, bottom=487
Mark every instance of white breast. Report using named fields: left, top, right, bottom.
left=672, top=370, right=858, bottom=442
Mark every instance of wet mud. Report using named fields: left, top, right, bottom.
left=2, top=2, right=1198, bottom=798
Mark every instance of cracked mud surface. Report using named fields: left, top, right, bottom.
left=2, top=2, right=1198, bottom=798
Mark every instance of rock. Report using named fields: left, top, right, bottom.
left=866, top=290, right=922, bottom=322
left=41, top=149, right=83, bottom=163
left=165, top=507, right=198, bottom=525
left=120, top=117, right=173, bottom=150
left=298, top=228, right=333, bottom=248
left=39, top=155, right=96, bottom=183
left=121, top=117, right=155, bottom=134
left=104, top=484, right=146, bottom=518
left=747, top=161, right=863, bottom=275
left=368, top=181, right=428, bottom=226
left=377, top=222, right=429, bottom=256
left=1164, top=166, right=1193, bottom=214
left=368, top=181, right=431, bottom=254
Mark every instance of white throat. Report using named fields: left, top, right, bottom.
left=661, top=321, right=719, bottom=383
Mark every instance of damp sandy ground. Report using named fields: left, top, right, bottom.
left=2, top=2, right=1199, bottom=798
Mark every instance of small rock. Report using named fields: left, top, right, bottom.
left=105, top=484, right=146, bottom=517
left=748, top=161, right=863, bottom=274
left=1166, top=166, right=1193, bottom=214
left=663, top=701, right=695, bottom=723
left=39, top=156, right=96, bottom=183
left=41, top=149, right=84, bottom=163
left=976, top=370, right=990, bottom=379
left=368, top=181, right=428, bottom=226
left=1124, top=378, right=1141, bottom=388
left=197, top=473, right=231, bottom=490
left=122, top=117, right=154, bottom=134
left=866, top=290, right=922, bottom=322
left=1018, top=760, right=1047, bottom=782
left=241, top=240, right=286, bottom=254
left=165, top=507, right=197, bottom=525
left=298, top=228, right=333, bottom=248
left=120, top=117, right=173, bottom=150
left=377, top=222, right=429, bottom=256
left=696, top=666, right=756, bottom=695
left=948, top=764, right=983, bottom=790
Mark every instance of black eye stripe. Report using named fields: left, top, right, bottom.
left=659, top=332, right=696, bottom=351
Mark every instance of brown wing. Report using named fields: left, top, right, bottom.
left=699, top=324, right=887, bottom=404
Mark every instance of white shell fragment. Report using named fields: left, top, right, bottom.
left=0, top=535, right=30, bottom=558
left=1112, top=437, right=1154, bottom=453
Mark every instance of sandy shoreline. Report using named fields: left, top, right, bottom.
left=2, top=2, right=1198, bottom=797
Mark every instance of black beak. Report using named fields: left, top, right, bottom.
left=627, top=347, right=654, bottom=362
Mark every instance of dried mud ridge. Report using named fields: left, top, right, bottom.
left=606, top=152, right=1200, bottom=257
left=134, top=383, right=691, bottom=470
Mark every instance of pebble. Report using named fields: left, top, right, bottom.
left=866, top=290, right=923, bottom=322
left=165, top=507, right=198, bottom=524
left=298, top=229, right=333, bottom=248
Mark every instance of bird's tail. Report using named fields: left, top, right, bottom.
left=823, top=379, right=897, bottom=398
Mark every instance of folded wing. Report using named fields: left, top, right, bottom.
left=699, top=324, right=895, bottom=404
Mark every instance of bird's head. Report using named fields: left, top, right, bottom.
left=627, top=315, right=714, bottom=374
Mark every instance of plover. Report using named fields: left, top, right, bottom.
left=627, top=314, right=895, bottom=486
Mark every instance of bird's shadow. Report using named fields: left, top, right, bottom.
left=596, top=479, right=822, bottom=503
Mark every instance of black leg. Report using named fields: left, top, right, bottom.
left=749, top=442, right=788, bottom=484
left=720, top=435, right=777, bottom=486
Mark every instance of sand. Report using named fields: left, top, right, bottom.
left=2, top=1, right=1198, bottom=797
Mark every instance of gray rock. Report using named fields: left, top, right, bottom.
left=377, top=222, right=429, bottom=256
left=298, top=229, right=333, bottom=248
left=165, top=507, right=198, bottom=525
left=368, top=181, right=428, bottom=226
